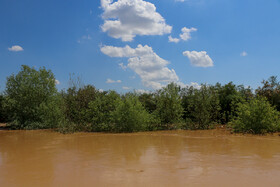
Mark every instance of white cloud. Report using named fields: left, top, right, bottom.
left=188, top=82, right=201, bottom=89
left=77, top=35, right=92, bottom=43
left=55, top=80, right=60, bottom=85
left=168, top=36, right=180, bottom=43
left=168, top=27, right=197, bottom=43
left=240, top=51, right=247, bottom=57
left=183, top=51, right=213, bottom=67
left=180, top=27, right=197, bottom=41
left=175, top=0, right=186, bottom=2
left=101, top=44, right=179, bottom=89
left=8, top=45, right=24, bottom=52
left=100, top=0, right=172, bottom=41
left=176, top=81, right=201, bottom=89
left=119, top=63, right=127, bottom=70
left=135, top=89, right=151, bottom=94
left=122, top=86, right=131, bottom=90
left=106, top=78, right=122, bottom=83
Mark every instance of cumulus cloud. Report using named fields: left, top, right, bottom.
left=119, top=63, right=127, bottom=70
left=135, top=89, right=151, bottom=94
left=8, top=45, right=24, bottom=52
left=101, top=44, right=179, bottom=89
left=180, top=27, right=197, bottom=41
left=168, top=27, right=197, bottom=43
left=77, top=35, right=92, bottom=43
left=183, top=51, right=213, bottom=67
left=122, top=86, right=131, bottom=90
left=106, top=78, right=122, bottom=83
left=240, top=51, right=247, bottom=56
left=55, top=80, right=60, bottom=85
left=100, top=0, right=172, bottom=41
left=176, top=81, right=201, bottom=89
left=168, top=36, right=180, bottom=43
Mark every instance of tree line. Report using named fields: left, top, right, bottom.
left=0, top=65, right=280, bottom=134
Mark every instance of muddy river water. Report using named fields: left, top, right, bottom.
left=0, top=129, right=280, bottom=187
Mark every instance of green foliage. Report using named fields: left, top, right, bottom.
left=5, top=65, right=62, bottom=129
left=88, top=90, right=120, bottom=132
left=61, top=84, right=98, bottom=131
left=182, top=85, right=220, bottom=129
left=256, top=76, right=280, bottom=110
left=0, top=94, right=8, bottom=122
left=3, top=65, right=280, bottom=134
left=215, top=82, right=244, bottom=124
left=138, top=93, right=157, bottom=113
left=112, top=94, right=152, bottom=132
left=231, top=97, right=280, bottom=134
left=155, top=83, right=183, bottom=128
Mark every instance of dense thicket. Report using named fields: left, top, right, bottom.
left=1, top=65, right=280, bottom=134
left=231, top=97, right=280, bottom=134
left=4, top=65, right=62, bottom=129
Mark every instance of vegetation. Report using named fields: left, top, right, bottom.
left=231, top=97, right=280, bottom=134
left=4, top=65, right=62, bottom=129
left=1, top=65, right=280, bottom=134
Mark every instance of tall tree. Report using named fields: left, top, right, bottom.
left=5, top=65, right=62, bottom=129
left=155, top=83, right=183, bottom=127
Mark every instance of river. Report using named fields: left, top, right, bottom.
left=0, top=129, right=280, bottom=187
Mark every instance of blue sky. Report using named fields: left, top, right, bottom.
left=1, top=0, right=280, bottom=92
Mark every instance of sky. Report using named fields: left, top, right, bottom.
left=1, top=0, right=280, bottom=92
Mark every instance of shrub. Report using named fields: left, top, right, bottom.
left=155, top=83, right=183, bottom=128
left=88, top=90, right=120, bottom=132
left=183, top=85, right=220, bottom=130
left=231, top=97, right=280, bottom=134
left=5, top=65, right=62, bottom=129
left=112, top=94, right=152, bottom=132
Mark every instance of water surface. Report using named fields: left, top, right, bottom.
left=0, top=129, right=280, bottom=187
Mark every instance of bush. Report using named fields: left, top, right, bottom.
left=0, top=95, right=9, bottom=123
left=231, top=97, right=280, bottom=134
left=155, top=83, right=183, bottom=128
left=88, top=90, right=120, bottom=132
left=5, top=65, right=62, bottom=129
left=112, top=94, right=152, bottom=132
left=182, top=85, right=220, bottom=130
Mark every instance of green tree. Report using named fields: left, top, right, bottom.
left=256, top=76, right=280, bottom=111
left=216, top=82, right=245, bottom=124
left=112, top=94, right=152, bottom=132
left=0, top=94, right=8, bottom=123
left=88, top=90, right=120, bottom=132
left=155, top=83, right=183, bottom=128
left=184, top=85, right=220, bottom=129
left=138, top=93, right=157, bottom=113
left=61, top=84, right=98, bottom=131
left=5, top=65, right=62, bottom=129
left=231, top=97, right=280, bottom=134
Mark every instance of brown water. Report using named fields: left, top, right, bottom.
left=0, top=129, right=280, bottom=187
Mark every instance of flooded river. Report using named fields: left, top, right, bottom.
left=0, top=129, right=280, bottom=187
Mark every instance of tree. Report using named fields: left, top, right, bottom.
left=112, top=93, right=152, bottom=132
left=256, top=76, right=280, bottom=111
left=155, top=83, right=183, bottom=127
left=0, top=94, right=8, bottom=123
left=231, top=97, right=280, bottom=134
left=88, top=90, right=120, bottom=132
left=185, top=84, right=220, bottom=129
left=216, top=82, right=244, bottom=124
left=5, top=65, right=62, bottom=129
left=138, top=93, right=157, bottom=113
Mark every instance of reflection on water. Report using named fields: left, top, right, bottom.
left=0, top=129, right=280, bottom=187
